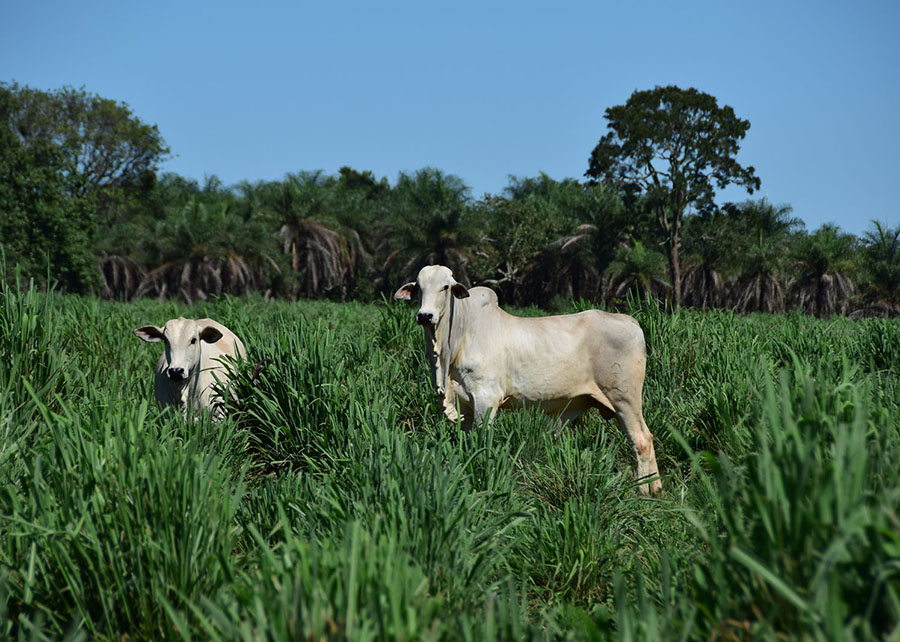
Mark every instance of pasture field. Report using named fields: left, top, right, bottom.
left=1, top=279, right=899, bottom=640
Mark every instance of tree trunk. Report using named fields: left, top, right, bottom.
left=664, top=216, right=682, bottom=309
left=666, top=240, right=682, bottom=309
left=656, top=200, right=683, bottom=310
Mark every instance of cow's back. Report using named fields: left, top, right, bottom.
left=458, top=304, right=645, bottom=405
left=487, top=307, right=644, bottom=363
left=196, top=340, right=236, bottom=412
left=195, top=318, right=247, bottom=359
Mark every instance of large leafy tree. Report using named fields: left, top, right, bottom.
left=585, top=85, right=760, bottom=308
left=0, top=88, right=97, bottom=290
left=336, top=165, right=390, bottom=201
left=1, top=82, right=169, bottom=293
left=2, top=82, right=169, bottom=226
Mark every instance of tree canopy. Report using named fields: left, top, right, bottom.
left=2, top=82, right=169, bottom=222
left=586, top=85, right=760, bottom=308
left=1, top=81, right=896, bottom=319
left=1, top=82, right=170, bottom=291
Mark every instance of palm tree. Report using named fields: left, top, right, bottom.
left=263, top=171, right=357, bottom=300
left=605, top=241, right=670, bottom=303
left=234, top=179, right=269, bottom=222
left=488, top=175, right=628, bottom=306
left=94, top=173, right=213, bottom=300
left=857, top=221, right=900, bottom=316
left=788, top=224, right=857, bottom=318
left=285, top=218, right=356, bottom=299
left=727, top=199, right=804, bottom=313
left=98, top=253, right=143, bottom=300
left=94, top=216, right=146, bottom=299
left=681, top=262, right=724, bottom=310
left=383, top=167, right=477, bottom=287
left=134, top=198, right=283, bottom=303
left=679, top=211, right=734, bottom=310
left=547, top=182, right=627, bottom=304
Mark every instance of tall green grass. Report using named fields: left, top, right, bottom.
left=1, top=278, right=898, bottom=639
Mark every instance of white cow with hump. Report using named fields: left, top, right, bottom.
left=395, top=265, right=662, bottom=496
left=133, top=317, right=247, bottom=420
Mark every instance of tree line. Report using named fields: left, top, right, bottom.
left=2, top=81, right=898, bottom=317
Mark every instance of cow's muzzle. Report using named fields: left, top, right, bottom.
left=167, top=366, right=188, bottom=382
left=416, top=311, right=436, bottom=326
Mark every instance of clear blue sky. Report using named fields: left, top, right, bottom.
left=3, top=0, right=898, bottom=236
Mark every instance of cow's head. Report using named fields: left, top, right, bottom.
left=394, top=265, right=469, bottom=326
left=134, top=317, right=223, bottom=383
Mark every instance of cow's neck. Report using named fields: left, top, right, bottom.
left=428, top=296, right=467, bottom=395
left=423, top=325, right=441, bottom=394
left=173, top=370, right=201, bottom=411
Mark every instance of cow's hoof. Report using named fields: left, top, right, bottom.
left=629, top=470, right=663, bottom=497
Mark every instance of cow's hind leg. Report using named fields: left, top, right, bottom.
left=612, top=400, right=662, bottom=496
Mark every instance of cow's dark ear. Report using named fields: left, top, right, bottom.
left=394, top=282, right=418, bottom=301
left=134, top=325, right=165, bottom=343
left=199, top=326, right=224, bottom=344
left=451, top=283, right=469, bottom=299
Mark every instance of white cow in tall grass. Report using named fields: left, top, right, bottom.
left=396, top=265, right=662, bottom=496
left=134, top=317, right=246, bottom=420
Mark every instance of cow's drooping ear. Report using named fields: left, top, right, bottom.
left=134, top=325, right=165, bottom=343
left=451, top=283, right=469, bottom=299
left=394, top=282, right=418, bottom=301
left=199, top=326, right=224, bottom=344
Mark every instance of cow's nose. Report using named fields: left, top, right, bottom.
left=167, top=366, right=186, bottom=381
left=416, top=311, right=434, bottom=325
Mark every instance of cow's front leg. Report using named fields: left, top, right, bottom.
left=469, top=389, right=501, bottom=432
left=557, top=406, right=586, bottom=431
left=441, top=385, right=460, bottom=423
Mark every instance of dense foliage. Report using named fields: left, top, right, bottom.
left=0, top=81, right=168, bottom=293
left=2, top=81, right=898, bottom=317
left=1, top=277, right=898, bottom=639
left=585, top=85, right=761, bottom=308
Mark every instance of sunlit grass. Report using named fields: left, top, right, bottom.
left=1, top=280, right=898, bottom=639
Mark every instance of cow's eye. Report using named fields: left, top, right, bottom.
left=442, top=285, right=449, bottom=291
left=190, top=338, right=197, bottom=345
